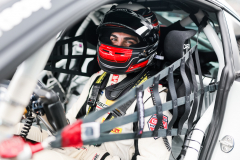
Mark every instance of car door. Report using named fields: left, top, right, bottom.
left=210, top=10, right=240, bottom=160
left=197, top=0, right=240, bottom=157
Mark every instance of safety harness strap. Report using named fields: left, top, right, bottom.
left=87, top=72, right=109, bottom=113
left=150, top=75, right=171, bottom=151
left=84, top=128, right=188, bottom=145
left=151, top=75, right=163, bottom=137
left=136, top=85, right=144, bottom=137
left=99, top=83, right=218, bottom=133
left=167, top=65, right=178, bottom=135
left=104, top=71, right=150, bottom=134
left=187, top=54, right=199, bottom=131
left=178, top=58, right=191, bottom=134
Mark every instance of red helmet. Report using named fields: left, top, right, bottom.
left=96, top=3, right=160, bottom=74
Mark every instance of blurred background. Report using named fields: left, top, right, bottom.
left=226, top=0, right=240, bottom=15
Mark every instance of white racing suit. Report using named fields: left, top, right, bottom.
left=15, top=70, right=172, bottom=160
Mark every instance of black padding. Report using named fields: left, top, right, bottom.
left=87, top=56, right=101, bottom=77
left=100, top=153, right=110, bottom=160
left=158, top=21, right=186, bottom=54
left=164, top=30, right=196, bottom=62
left=85, top=21, right=98, bottom=46
left=48, top=101, right=68, bottom=130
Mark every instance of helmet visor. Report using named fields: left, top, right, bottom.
left=98, top=27, right=148, bottom=48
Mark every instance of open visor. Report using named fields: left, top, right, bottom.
left=98, top=27, right=148, bottom=48
left=98, top=9, right=152, bottom=38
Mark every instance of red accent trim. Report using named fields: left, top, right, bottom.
left=152, top=22, right=159, bottom=27
left=99, top=44, right=133, bottom=63
left=28, top=142, right=44, bottom=154
left=0, top=136, right=25, bottom=158
left=143, top=13, right=153, bottom=17
left=97, top=56, right=99, bottom=63
left=126, top=60, right=148, bottom=72
left=152, top=18, right=157, bottom=22
left=105, top=24, right=125, bottom=28
left=96, top=106, right=102, bottom=109
left=111, top=74, right=119, bottom=83
left=61, top=120, right=83, bottom=147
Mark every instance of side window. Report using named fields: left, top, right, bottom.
left=224, top=11, right=240, bottom=70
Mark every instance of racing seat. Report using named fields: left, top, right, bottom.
left=162, top=29, right=197, bottom=128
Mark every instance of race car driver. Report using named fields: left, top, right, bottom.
left=13, top=2, right=193, bottom=160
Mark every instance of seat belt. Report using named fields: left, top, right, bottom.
left=104, top=70, right=150, bottom=126
left=87, top=72, right=110, bottom=114
left=75, top=73, right=109, bottom=119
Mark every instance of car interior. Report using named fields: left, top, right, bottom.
left=2, top=0, right=239, bottom=159
left=36, top=1, right=221, bottom=159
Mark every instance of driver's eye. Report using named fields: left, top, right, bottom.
left=110, top=38, right=117, bottom=41
left=127, top=41, right=134, bottom=45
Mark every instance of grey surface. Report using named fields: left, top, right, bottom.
left=0, top=0, right=113, bottom=81
left=170, top=136, right=184, bottom=160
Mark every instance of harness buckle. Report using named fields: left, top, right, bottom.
left=209, top=82, right=218, bottom=93
left=87, top=85, right=101, bottom=107
left=87, top=98, right=96, bottom=107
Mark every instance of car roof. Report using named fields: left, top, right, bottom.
left=0, top=0, right=112, bottom=80
left=207, top=0, right=240, bottom=22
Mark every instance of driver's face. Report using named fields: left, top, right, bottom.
left=110, top=32, right=139, bottom=47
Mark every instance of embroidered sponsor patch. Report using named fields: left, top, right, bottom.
left=147, top=114, right=168, bottom=139
left=92, top=153, right=100, bottom=160
left=111, top=74, right=119, bottom=83
left=147, top=87, right=150, bottom=93
left=111, top=127, right=122, bottom=133
left=148, top=114, right=168, bottom=130
left=106, top=99, right=115, bottom=106
left=102, top=118, right=122, bottom=133
left=96, top=101, right=108, bottom=110
left=101, top=117, right=106, bottom=123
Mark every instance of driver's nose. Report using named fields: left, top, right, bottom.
left=113, top=40, right=124, bottom=46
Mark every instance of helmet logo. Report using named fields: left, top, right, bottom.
left=183, top=44, right=190, bottom=50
